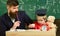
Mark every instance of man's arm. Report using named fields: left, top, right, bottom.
left=23, top=11, right=33, bottom=29
left=23, top=11, right=33, bottom=24
left=19, top=11, right=33, bottom=24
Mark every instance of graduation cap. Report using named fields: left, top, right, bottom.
left=35, top=9, right=47, bottom=16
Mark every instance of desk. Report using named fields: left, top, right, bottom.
left=6, top=29, right=56, bottom=36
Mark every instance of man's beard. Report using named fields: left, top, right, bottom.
left=9, top=11, right=18, bottom=19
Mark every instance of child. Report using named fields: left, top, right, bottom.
left=29, top=9, right=49, bottom=31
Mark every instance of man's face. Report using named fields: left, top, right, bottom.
left=8, top=5, right=19, bottom=14
left=7, top=5, right=19, bottom=18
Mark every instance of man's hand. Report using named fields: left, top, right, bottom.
left=11, top=21, right=21, bottom=30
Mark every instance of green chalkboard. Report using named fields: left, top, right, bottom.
left=0, top=0, right=60, bottom=20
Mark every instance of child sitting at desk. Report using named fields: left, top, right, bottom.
left=29, top=9, right=50, bottom=31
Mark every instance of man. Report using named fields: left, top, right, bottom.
left=0, top=0, right=33, bottom=36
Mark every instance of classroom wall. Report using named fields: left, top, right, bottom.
left=0, top=0, right=60, bottom=20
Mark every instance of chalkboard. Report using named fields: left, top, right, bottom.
left=0, top=0, right=60, bottom=20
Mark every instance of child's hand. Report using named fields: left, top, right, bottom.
left=28, top=24, right=35, bottom=28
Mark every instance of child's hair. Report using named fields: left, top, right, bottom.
left=35, top=9, right=47, bottom=16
